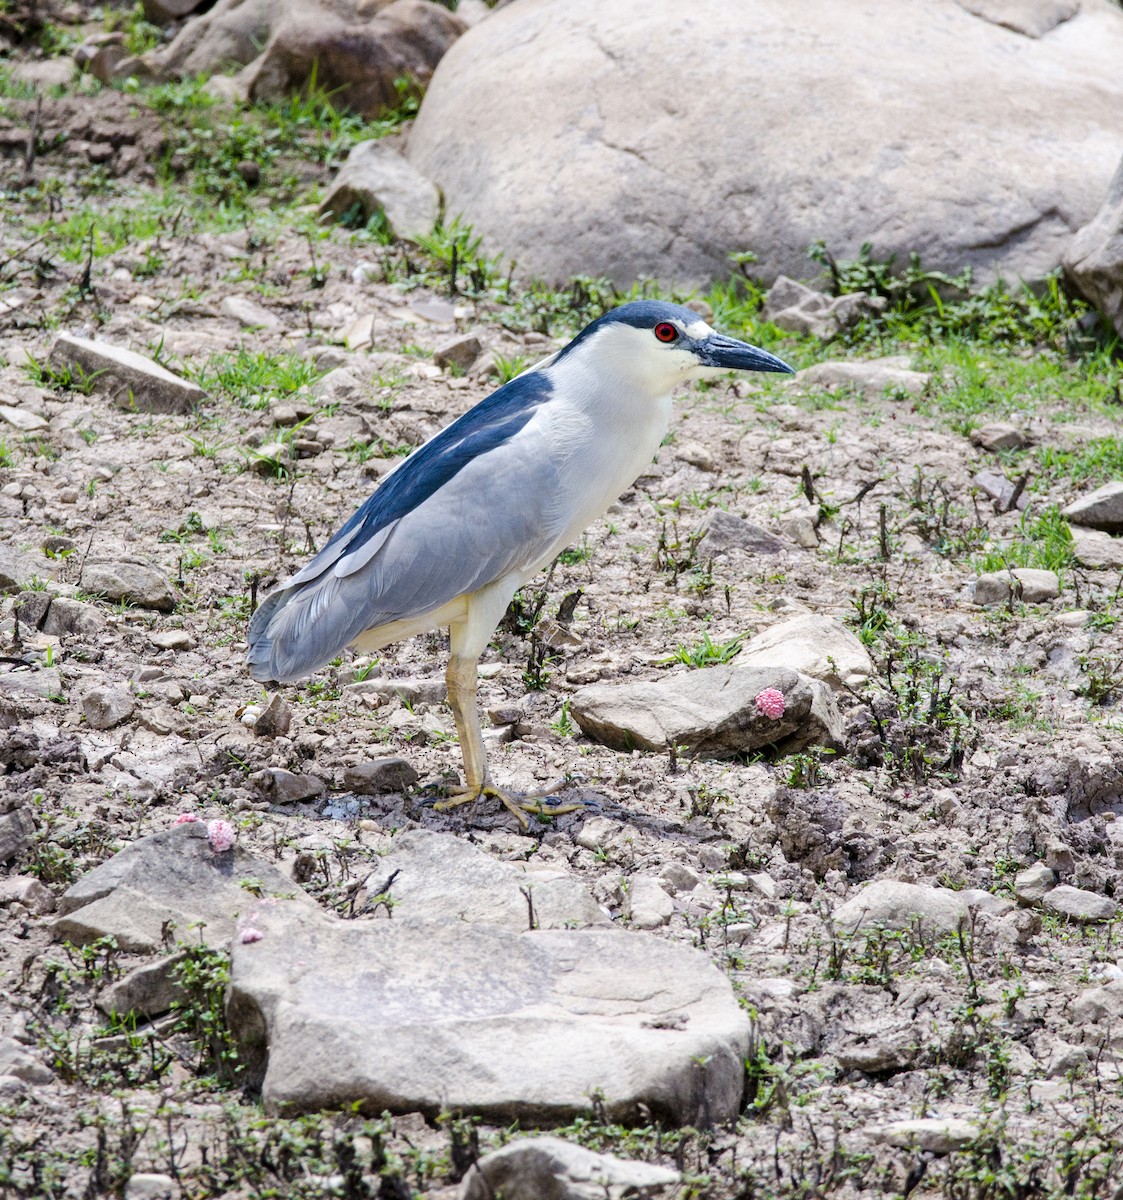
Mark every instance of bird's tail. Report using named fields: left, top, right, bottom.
left=246, top=574, right=370, bottom=684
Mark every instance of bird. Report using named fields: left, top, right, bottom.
left=247, top=300, right=793, bottom=827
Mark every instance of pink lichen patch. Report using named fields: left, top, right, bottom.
left=206, top=818, right=236, bottom=853
left=173, top=813, right=199, bottom=825
left=754, top=687, right=786, bottom=720
left=239, top=928, right=264, bottom=944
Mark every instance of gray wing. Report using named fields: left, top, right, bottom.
left=247, top=425, right=568, bottom=682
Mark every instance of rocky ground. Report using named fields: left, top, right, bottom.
left=4, top=10, right=1123, bottom=1200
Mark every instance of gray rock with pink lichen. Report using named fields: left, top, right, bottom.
left=52, top=822, right=318, bottom=952
left=569, top=665, right=842, bottom=757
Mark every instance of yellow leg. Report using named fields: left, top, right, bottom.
left=432, top=650, right=582, bottom=829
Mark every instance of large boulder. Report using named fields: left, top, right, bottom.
left=408, top=0, right=1123, bottom=287
left=226, top=901, right=750, bottom=1124
left=1064, top=152, right=1123, bottom=337
left=151, top=0, right=465, bottom=119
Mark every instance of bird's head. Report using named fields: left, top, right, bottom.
left=554, top=300, right=794, bottom=395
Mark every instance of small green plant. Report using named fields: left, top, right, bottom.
left=24, top=353, right=103, bottom=394
left=494, top=350, right=528, bottom=383
left=170, top=944, right=242, bottom=1086
left=662, top=631, right=744, bottom=668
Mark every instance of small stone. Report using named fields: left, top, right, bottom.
left=659, top=863, right=701, bottom=894
left=149, top=629, right=193, bottom=650
left=1013, top=862, right=1056, bottom=905
left=974, top=568, right=1060, bottom=606
left=971, top=422, right=1029, bottom=451
left=575, top=816, right=621, bottom=851
left=461, top=1136, right=680, bottom=1200
left=49, top=333, right=204, bottom=415
left=138, top=705, right=184, bottom=737
left=738, top=612, right=873, bottom=688
left=974, top=469, right=1029, bottom=512
left=0, top=808, right=35, bottom=863
left=778, top=514, right=819, bottom=548
left=833, top=880, right=1013, bottom=936
left=342, top=756, right=419, bottom=795
left=0, top=876, right=56, bottom=914
left=124, top=1172, right=176, bottom=1200
left=674, top=439, right=716, bottom=471
left=0, top=404, right=47, bottom=432
left=0, top=1037, right=54, bottom=1084
left=42, top=598, right=105, bottom=640
left=252, top=692, right=292, bottom=739
left=249, top=768, right=326, bottom=804
left=220, top=296, right=283, bottom=330
left=626, top=875, right=675, bottom=929
left=83, top=562, right=177, bottom=612
left=318, top=140, right=440, bottom=242
left=0, top=1076, right=28, bottom=1102
left=746, top=872, right=779, bottom=900
left=1041, top=884, right=1118, bottom=923
left=81, top=685, right=136, bottom=731
left=698, top=510, right=790, bottom=556
left=97, top=952, right=188, bottom=1019
left=1071, top=527, right=1123, bottom=570
left=1063, top=481, right=1123, bottom=532
left=876, top=1117, right=978, bottom=1154
left=13, top=591, right=52, bottom=631
left=433, top=334, right=483, bottom=372
left=344, top=676, right=446, bottom=705
left=794, top=358, right=930, bottom=399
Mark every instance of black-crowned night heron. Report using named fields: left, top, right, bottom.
left=247, top=301, right=793, bottom=825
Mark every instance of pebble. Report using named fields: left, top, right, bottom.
left=249, top=768, right=326, bottom=805
left=1013, top=862, right=1056, bottom=905
left=574, top=816, right=621, bottom=851
left=342, top=756, right=419, bottom=795
left=876, top=1117, right=978, bottom=1154
left=0, top=875, right=56, bottom=914
left=974, top=568, right=1060, bottom=606
left=124, top=1173, right=176, bottom=1200
left=81, top=685, right=136, bottom=731
left=626, top=875, right=676, bottom=929
left=150, top=629, right=193, bottom=650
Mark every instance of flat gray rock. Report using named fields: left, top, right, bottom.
left=54, top=822, right=318, bottom=952
left=1014, top=862, right=1056, bottom=905
left=795, top=359, right=930, bottom=400
left=409, top=0, right=1123, bottom=286
left=1063, top=481, right=1123, bottom=532
left=570, top=666, right=843, bottom=756
left=227, top=903, right=750, bottom=1124
left=319, top=140, right=440, bottom=242
left=363, top=829, right=607, bottom=929
left=1071, top=527, right=1123, bottom=570
left=698, top=510, right=791, bottom=557
left=461, top=1136, right=680, bottom=1200
left=82, top=561, right=176, bottom=612
left=833, top=880, right=1013, bottom=936
left=1041, top=884, right=1118, bottom=923
left=50, top=333, right=205, bottom=415
left=737, top=612, right=873, bottom=689
left=974, top=568, right=1060, bottom=605
left=874, top=1117, right=979, bottom=1154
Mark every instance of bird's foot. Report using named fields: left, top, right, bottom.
left=433, top=777, right=582, bottom=829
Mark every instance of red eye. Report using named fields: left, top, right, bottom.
left=654, top=322, right=678, bottom=343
